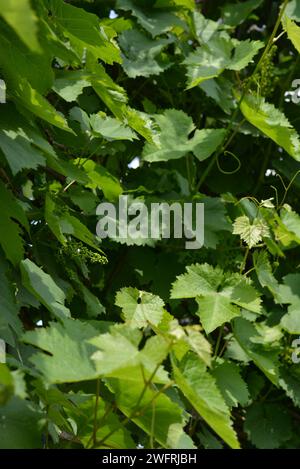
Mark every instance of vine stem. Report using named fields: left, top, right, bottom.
left=240, top=246, right=250, bottom=274
left=214, top=327, right=223, bottom=357
left=196, top=0, right=290, bottom=192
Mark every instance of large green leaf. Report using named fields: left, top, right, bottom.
left=23, top=318, right=99, bottom=384
left=244, top=403, right=292, bottom=449
left=0, top=105, right=47, bottom=175
left=221, top=0, right=263, bottom=27
left=253, top=251, right=281, bottom=301
left=0, top=0, right=40, bottom=52
left=0, top=181, right=28, bottom=265
left=172, top=353, right=240, bottom=449
left=14, top=79, right=73, bottom=133
left=240, top=94, right=300, bottom=160
left=90, top=327, right=169, bottom=383
left=116, top=0, right=183, bottom=37
left=211, top=360, right=249, bottom=408
left=107, top=372, right=195, bottom=449
left=196, top=294, right=239, bottom=334
left=119, top=29, right=172, bottom=78
left=0, top=255, right=22, bottom=345
left=0, top=397, right=44, bottom=449
left=171, top=264, right=261, bottom=333
left=20, top=259, right=71, bottom=320
left=184, top=36, right=262, bottom=89
left=233, top=318, right=280, bottom=385
left=281, top=303, right=300, bottom=334
left=0, top=21, right=53, bottom=94
left=143, top=109, right=225, bottom=162
left=49, top=0, right=121, bottom=64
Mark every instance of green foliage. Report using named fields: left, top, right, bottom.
left=1, top=0, right=300, bottom=451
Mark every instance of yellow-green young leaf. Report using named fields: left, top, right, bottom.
left=172, top=353, right=240, bottom=449
left=233, top=215, right=270, bottom=248
left=283, top=16, right=300, bottom=53
left=0, top=0, right=40, bottom=52
left=240, top=94, right=300, bottom=160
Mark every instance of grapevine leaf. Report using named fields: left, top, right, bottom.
left=283, top=16, right=300, bottom=53
left=0, top=397, right=44, bottom=449
left=115, top=287, right=165, bottom=328
left=0, top=0, right=40, bottom=52
left=233, top=215, right=270, bottom=248
left=196, top=294, right=239, bottom=334
left=23, top=318, right=99, bottom=383
left=240, top=94, right=300, bottom=160
left=143, top=109, right=225, bottom=162
left=119, top=29, right=172, bottom=78
left=20, top=259, right=71, bottom=320
left=172, top=353, right=240, bottom=449
left=233, top=317, right=280, bottom=385
left=281, top=303, right=300, bottom=334
left=221, top=0, right=263, bottom=27
left=116, top=0, right=183, bottom=37
left=211, top=360, right=250, bottom=408
left=244, top=403, right=292, bottom=449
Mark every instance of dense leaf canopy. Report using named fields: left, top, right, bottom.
left=1, top=0, right=300, bottom=450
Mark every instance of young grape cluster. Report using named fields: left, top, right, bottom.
left=250, top=45, right=279, bottom=97
left=60, top=240, right=108, bottom=265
